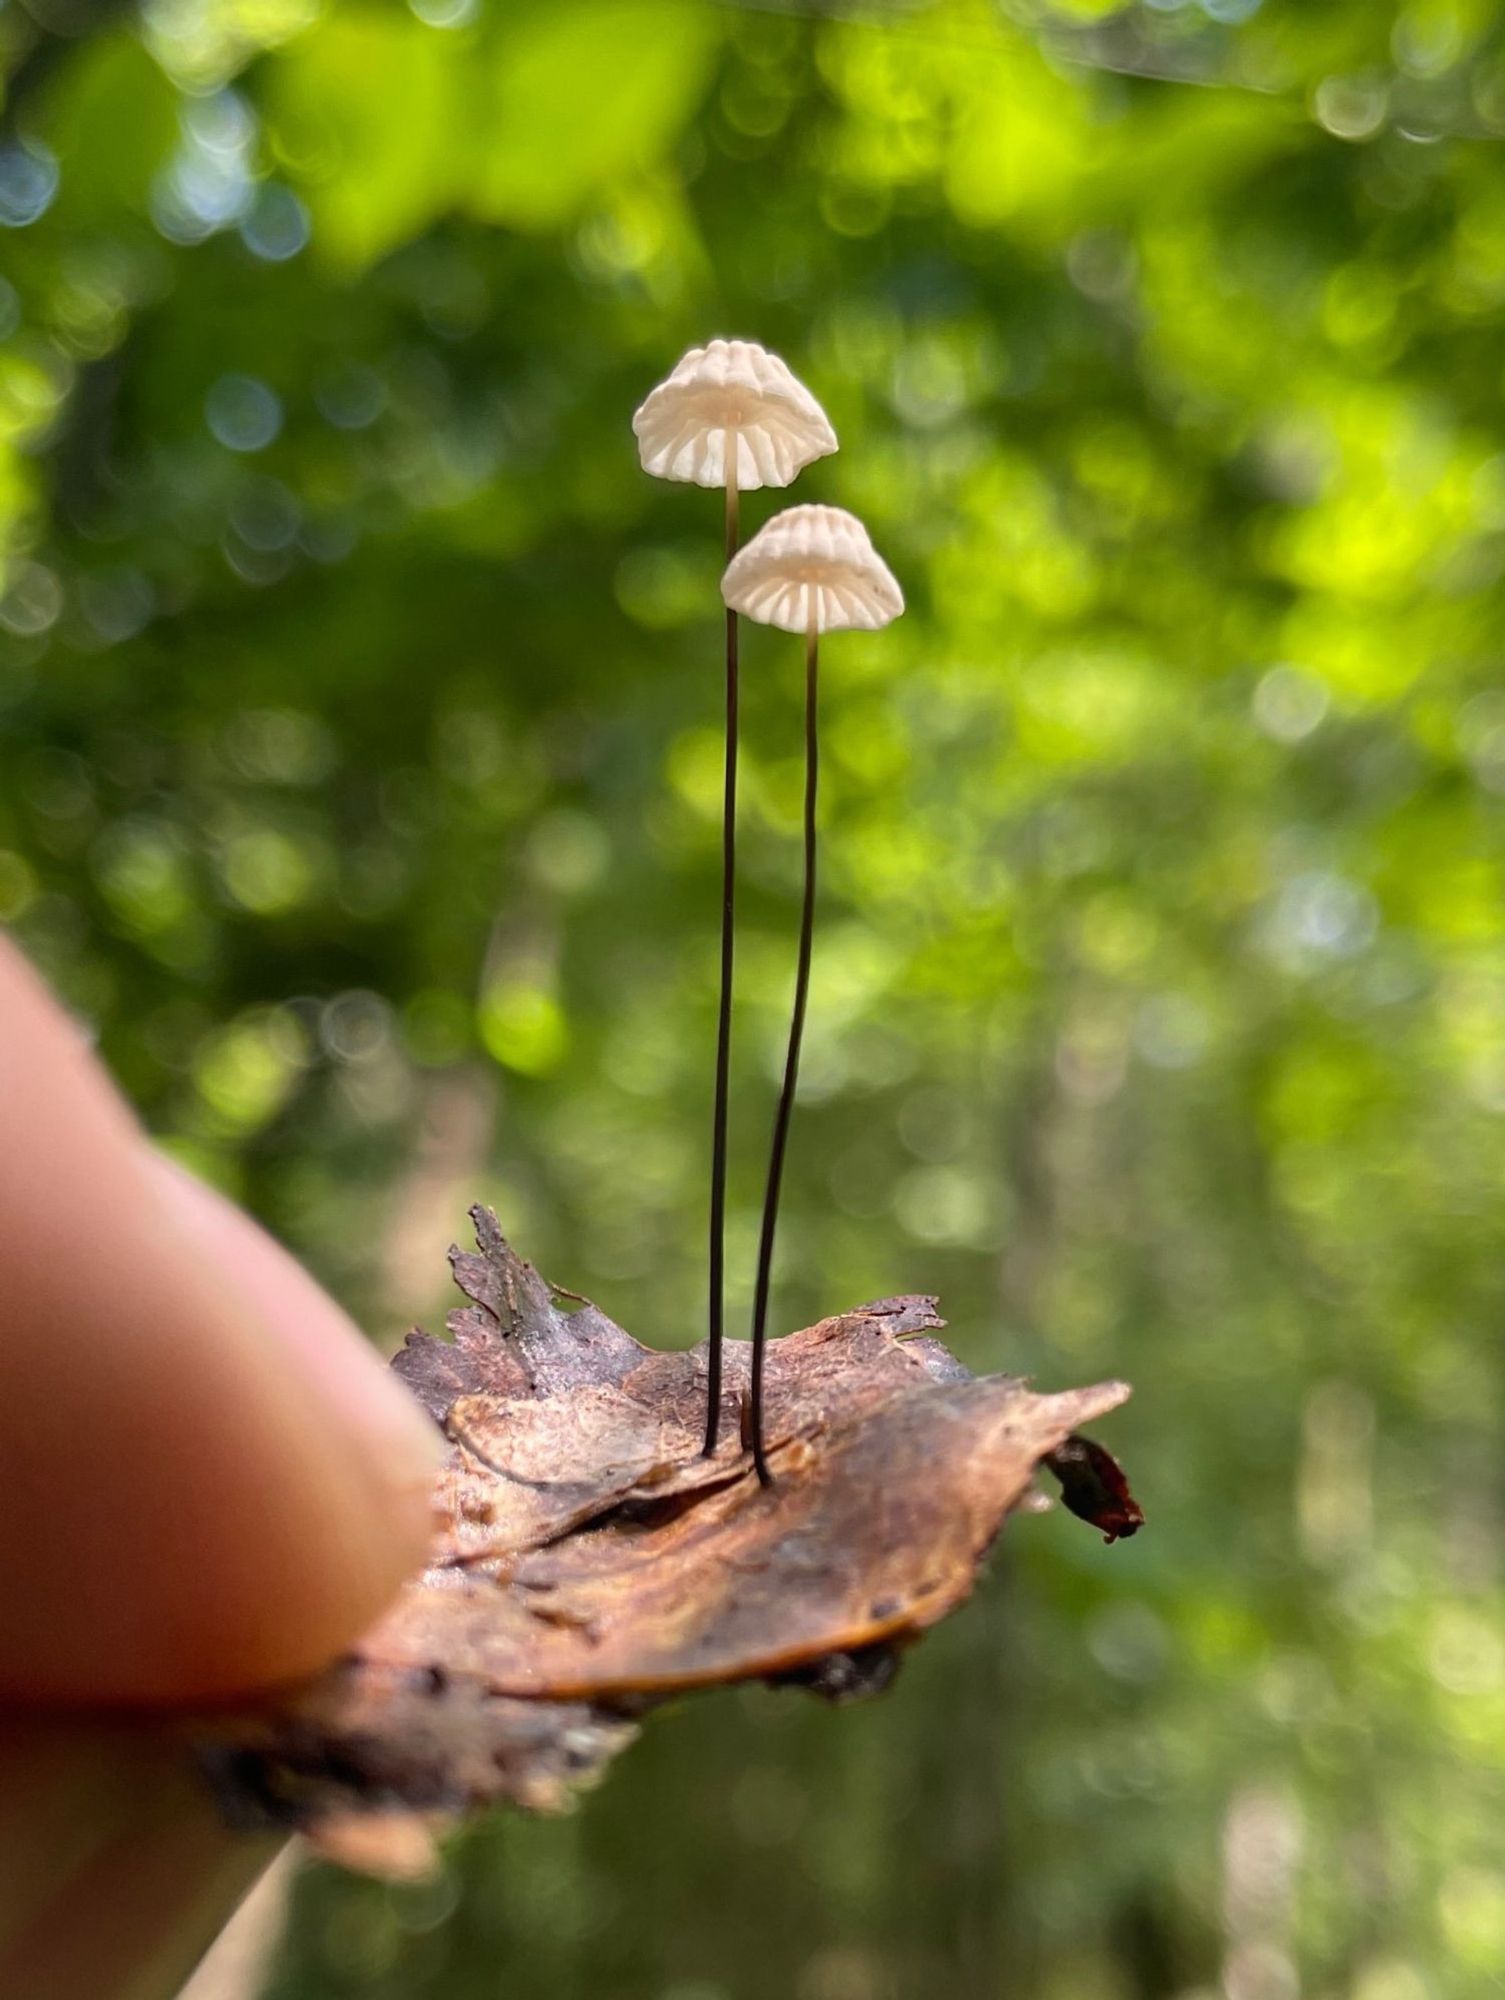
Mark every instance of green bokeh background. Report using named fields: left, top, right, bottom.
left=5, top=0, right=1505, bottom=1993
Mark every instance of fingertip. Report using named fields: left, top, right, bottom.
left=0, top=941, right=445, bottom=1703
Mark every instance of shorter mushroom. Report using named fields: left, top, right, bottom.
left=631, top=341, right=838, bottom=1460
left=721, top=504, right=904, bottom=1486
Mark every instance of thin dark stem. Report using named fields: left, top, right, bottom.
left=747, top=626, right=819, bottom=1488
left=703, top=477, right=739, bottom=1456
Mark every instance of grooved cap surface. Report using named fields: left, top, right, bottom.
left=632, top=339, right=837, bottom=491
left=720, top=503, right=904, bottom=634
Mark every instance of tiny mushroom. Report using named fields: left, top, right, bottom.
left=721, top=503, right=904, bottom=1486
left=632, top=338, right=838, bottom=493
left=632, top=342, right=837, bottom=1462
left=719, top=502, right=903, bottom=636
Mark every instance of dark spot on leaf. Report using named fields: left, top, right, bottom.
left=778, top=1645, right=903, bottom=1704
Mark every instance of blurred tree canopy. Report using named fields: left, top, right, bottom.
left=5, top=0, right=1505, bottom=1995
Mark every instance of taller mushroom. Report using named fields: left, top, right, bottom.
left=722, top=503, right=904, bottom=1484
left=633, top=341, right=837, bottom=1457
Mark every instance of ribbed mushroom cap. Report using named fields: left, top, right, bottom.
left=632, top=339, right=838, bottom=491
left=720, top=504, right=904, bottom=635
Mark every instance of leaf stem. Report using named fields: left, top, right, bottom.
left=703, top=470, right=739, bottom=1457
left=747, top=619, right=819, bottom=1488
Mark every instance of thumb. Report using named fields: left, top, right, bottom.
left=0, top=935, right=445, bottom=1703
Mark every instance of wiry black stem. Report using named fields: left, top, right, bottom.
left=747, top=625, right=819, bottom=1488
left=703, top=477, right=739, bottom=1456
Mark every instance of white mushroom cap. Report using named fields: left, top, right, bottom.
left=632, top=338, right=837, bottom=491
left=720, top=504, right=904, bottom=635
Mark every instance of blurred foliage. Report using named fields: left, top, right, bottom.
left=6, top=0, right=1505, bottom=1994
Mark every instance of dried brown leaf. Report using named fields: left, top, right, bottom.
left=193, top=1208, right=1138, bottom=1872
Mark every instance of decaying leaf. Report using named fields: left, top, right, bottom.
left=193, top=1208, right=1140, bottom=1876
left=1043, top=1434, right=1146, bottom=1544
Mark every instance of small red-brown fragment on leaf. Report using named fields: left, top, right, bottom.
left=192, top=1209, right=1139, bottom=1873
left=1042, top=1434, right=1145, bottom=1543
